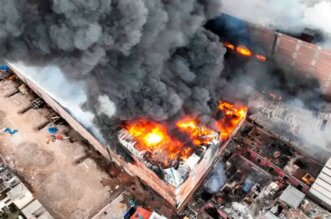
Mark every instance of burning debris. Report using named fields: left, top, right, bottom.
left=217, top=101, right=248, bottom=140
left=117, top=100, right=247, bottom=207
left=119, top=101, right=247, bottom=169
left=223, top=42, right=267, bottom=62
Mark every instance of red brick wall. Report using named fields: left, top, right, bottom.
left=247, top=24, right=331, bottom=97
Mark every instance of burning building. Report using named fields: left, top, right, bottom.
left=117, top=101, right=247, bottom=209
left=0, top=0, right=251, bottom=211
left=2, top=1, right=331, bottom=218
left=8, top=62, right=247, bottom=210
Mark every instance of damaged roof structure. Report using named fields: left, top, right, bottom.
left=9, top=61, right=247, bottom=210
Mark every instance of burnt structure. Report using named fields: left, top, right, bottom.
left=182, top=117, right=331, bottom=218
left=117, top=116, right=245, bottom=209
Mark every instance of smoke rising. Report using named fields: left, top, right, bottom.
left=221, top=0, right=331, bottom=48
left=0, top=0, right=228, bottom=142
left=4, top=0, right=330, bottom=163
left=204, top=163, right=227, bottom=193
left=8, top=62, right=105, bottom=142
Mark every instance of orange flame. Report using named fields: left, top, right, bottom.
left=124, top=101, right=247, bottom=167
left=125, top=119, right=180, bottom=151
left=176, top=117, right=216, bottom=146
left=255, top=54, right=267, bottom=62
left=223, top=42, right=266, bottom=62
left=217, top=101, right=248, bottom=140
left=224, top=42, right=235, bottom=50
left=236, top=46, right=252, bottom=57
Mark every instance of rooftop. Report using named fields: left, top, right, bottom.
left=279, top=185, right=305, bottom=209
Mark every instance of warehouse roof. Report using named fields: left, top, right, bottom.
left=309, top=157, right=331, bottom=209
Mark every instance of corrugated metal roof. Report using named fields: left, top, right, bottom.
left=312, top=183, right=331, bottom=198
left=314, top=178, right=331, bottom=193
left=309, top=188, right=331, bottom=207
left=319, top=172, right=331, bottom=183
left=326, top=158, right=331, bottom=167
left=309, top=158, right=331, bottom=209
left=321, top=166, right=331, bottom=176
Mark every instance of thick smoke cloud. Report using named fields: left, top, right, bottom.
left=0, top=0, right=226, bottom=142
left=221, top=0, right=331, bottom=48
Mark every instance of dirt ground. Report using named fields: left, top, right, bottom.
left=0, top=79, right=122, bottom=219
left=0, top=79, right=178, bottom=219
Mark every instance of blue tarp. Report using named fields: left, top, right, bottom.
left=0, top=65, right=9, bottom=72
left=48, top=127, right=58, bottom=134
left=5, top=128, right=18, bottom=135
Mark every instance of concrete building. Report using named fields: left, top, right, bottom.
left=21, top=200, right=53, bottom=219
left=6, top=183, right=34, bottom=209
left=0, top=169, right=53, bottom=219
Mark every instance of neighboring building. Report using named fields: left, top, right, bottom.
left=6, top=183, right=34, bottom=210
left=309, top=157, right=331, bottom=210
left=279, top=185, right=305, bottom=209
left=209, top=14, right=331, bottom=97
left=0, top=163, right=53, bottom=219
left=21, top=200, right=53, bottom=219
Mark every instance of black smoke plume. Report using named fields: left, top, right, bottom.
left=0, top=0, right=226, bottom=143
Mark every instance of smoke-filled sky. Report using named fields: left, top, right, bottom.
left=221, top=0, right=331, bottom=48
left=2, top=0, right=331, bottom=146
left=1, top=0, right=227, bottom=142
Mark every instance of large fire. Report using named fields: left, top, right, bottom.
left=217, top=102, right=248, bottom=140
left=123, top=101, right=247, bottom=167
left=176, top=116, right=217, bottom=146
left=125, top=119, right=181, bottom=154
